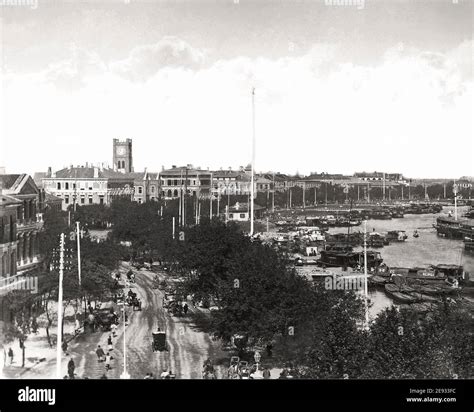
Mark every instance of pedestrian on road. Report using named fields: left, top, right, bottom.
left=8, top=347, right=13, bottom=364
left=62, top=340, right=68, bottom=354
left=107, top=335, right=113, bottom=351
left=105, top=353, right=112, bottom=371
left=111, top=323, right=117, bottom=337
left=67, top=357, right=75, bottom=379
left=96, top=345, right=105, bottom=362
left=75, top=318, right=81, bottom=334
left=263, top=368, right=271, bottom=379
left=183, top=303, right=188, bottom=315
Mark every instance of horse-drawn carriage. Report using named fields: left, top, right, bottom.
left=152, top=331, right=167, bottom=352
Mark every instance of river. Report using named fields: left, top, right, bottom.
left=325, top=206, right=473, bottom=319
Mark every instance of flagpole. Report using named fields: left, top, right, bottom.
left=250, top=87, right=255, bottom=236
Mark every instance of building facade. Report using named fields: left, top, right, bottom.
left=160, top=165, right=212, bottom=200
left=0, top=174, right=42, bottom=274
left=42, top=166, right=135, bottom=210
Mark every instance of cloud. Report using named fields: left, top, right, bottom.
left=111, top=36, right=205, bottom=82
left=2, top=39, right=472, bottom=178
left=43, top=47, right=107, bottom=92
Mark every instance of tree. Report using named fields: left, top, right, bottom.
left=3, top=290, right=35, bottom=367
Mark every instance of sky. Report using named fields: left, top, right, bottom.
left=0, top=0, right=472, bottom=178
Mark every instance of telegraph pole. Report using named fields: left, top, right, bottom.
left=56, top=233, right=65, bottom=379
left=363, top=221, right=369, bottom=330
left=76, top=222, right=81, bottom=285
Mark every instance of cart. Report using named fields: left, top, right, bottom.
left=152, top=331, right=167, bottom=352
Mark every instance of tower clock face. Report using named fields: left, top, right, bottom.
left=116, top=147, right=126, bottom=156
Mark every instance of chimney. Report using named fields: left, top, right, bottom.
left=86, top=162, right=89, bottom=168
left=172, top=165, right=176, bottom=169
left=94, top=167, right=99, bottom=178
left=47, top=167, right=52, bottom=177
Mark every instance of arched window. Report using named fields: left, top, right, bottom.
left=173, top=190, right=178, bottom=197
left=167, top=190, right=172, bottom=197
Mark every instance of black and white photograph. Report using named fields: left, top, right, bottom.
left=0, top=0, right=472, bottom=408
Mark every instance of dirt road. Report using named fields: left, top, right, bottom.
left=78, top=262, right=222, bottom=379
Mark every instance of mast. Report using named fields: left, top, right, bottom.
left=250, top=87, right=256, bottom=236
left=454, top=180, right=458, bottom=221
left=363, top=220, right=369, bottom=329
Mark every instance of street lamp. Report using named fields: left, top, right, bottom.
left=120, top=302, right=130, bottom=379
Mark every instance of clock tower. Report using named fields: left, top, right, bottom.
left=113, top=138, right=133, bottom=173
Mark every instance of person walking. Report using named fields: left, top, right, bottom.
left=67, top=357, right=75, bottom=379
left=96, top=345, right=105, bottom=362
left=263, top=367, right=271, bottom=379
left=111, top=323, right=117, bottom=337
left=62, top=340, right=68, bottom=355
left=8, top=347, right=14, bottom=365
left=105, top=353, right=112, bottom=371
left=107, top=335, right=113, bottom=352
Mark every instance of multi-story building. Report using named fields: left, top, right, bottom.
left=0, top=174, right=42, bottom=273
left=211, top=169, right=251, bottom=197
left=160, top=165, right=212, bottom=199
left=42, top=166, right=135, bottom=210
left=132, top=170, right=160, bottom=204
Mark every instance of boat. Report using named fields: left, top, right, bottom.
left=384, top=284, right=420, bottom=304
left=369, top=275, right=389, bottom=287
left=318, top=250, right=383, bottom=269
left=386, top=230, right=408, bottom=242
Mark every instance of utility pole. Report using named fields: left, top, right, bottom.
left=56, top=233, right=65, bottom=379
left=172, top=217, right=176, bottom=240
left=363, top=221, right=369, bottom=330
left=272, top=172, right=275, bottom=212
left=120, top=302, right=130, bottom=379
left=314, top=186, right=317, bottom=206
left=76, top=222, right=81, bottom=285
left=250, top=87, right=256, bottom=236
left=367, top=182, right=370, bottom=203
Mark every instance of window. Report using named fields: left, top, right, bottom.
left=57, top=182, right=61, bottom=190
left=99, top=196, right=104, bottom=205
left=173, top=179, right=178, bottom=186
left=229, top=214, right=233, bottom=219
left=167, top=180, right=172, bottom=186
left=151, top=186, right=155, bottom=193
left=65, top=182, right=69, bottom=190
left=73, top=183, right=76, bottom=189
left=138, top=186, right=143, bottom=194
left=81, top=197, right=85, bottom=204
left=240, top=214, right=246, bottom=219
left=65, top=196, right=69, bottom=204
left=89, top=198, right=93, bottom=204
left=138, top=199, right=142, bottom=204
left=173, top=190, right=178, bottom=197
left=167, top=190, right=172, bottom=197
